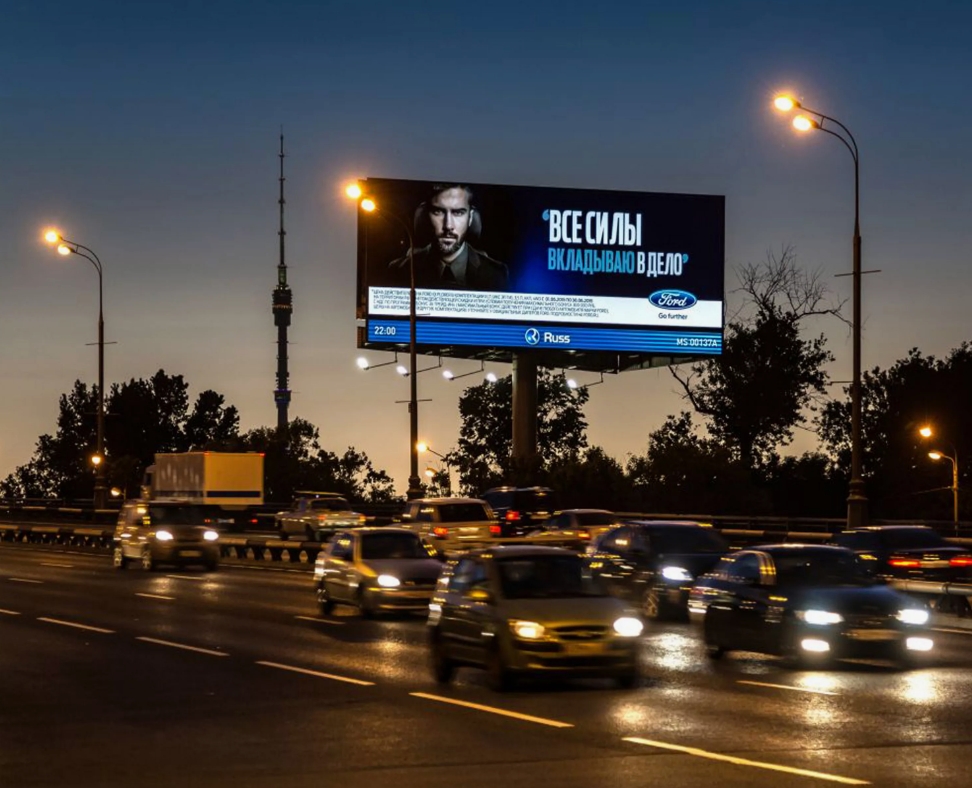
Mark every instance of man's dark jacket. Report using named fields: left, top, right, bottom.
left=387, top=244, right=509, bottom=291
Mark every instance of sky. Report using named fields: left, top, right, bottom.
left=3, top=0, right=971, bottom=494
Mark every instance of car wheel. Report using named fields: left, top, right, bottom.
left=277, top=528, right=290, bottom=541
left=703, top=610, right=726, bottom=659
left=616, top=668, right=639, bottom=689
left=305, top=525, right=318, bottom=543
left=486, top=644, right=513, bottom=692
left=112, top=545, right=128, bottom=570
left=642, top=587, right=664, bottom=620
left=317, top=583, right=335, bottom=615
left=357, top=587, right=375, bottom=619
left=141, top=548, right=157, bottom=572
left=705, top=642, right=726, bottom=660
left=204, top=559, right=219, bottom=572
left=430, top=632, right=455, bottom=684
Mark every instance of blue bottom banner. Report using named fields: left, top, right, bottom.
left=366, top=320, right=722, bottom=355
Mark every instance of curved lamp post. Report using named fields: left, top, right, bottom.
left=920, top=426, right=959, bottom=522
left=773, top=93, right=867, bottom=528
left=44, top=229, right=107, bottom=509
left=346, top=184, right=423, bottom=499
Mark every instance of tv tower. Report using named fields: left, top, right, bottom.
left=272, top=132, right=293, bottom=441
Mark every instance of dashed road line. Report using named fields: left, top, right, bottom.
left=9, top=577, right=43, bottom=584
left=136, top=592, right=175, bottom=601
left=164, top=574, right=206, bottom=582
left=737, top=680, right=839, bottom=696
left=932, top=626, right=972, bottom=636
left=39, top=562, right=75, bottom=568
left=135, top=637, right=228, bottom=657
left=622, top=737, right=869, bottom=784
left=256, top=660, right=375, bottom=685
left=294, top=615, right=346, bottom=626
left=410, top=692, right=573, bottom=728
left=37, top=617, right=115, bottom=634
left=0, top=608, right=21, bottom=616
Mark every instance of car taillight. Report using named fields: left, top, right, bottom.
left=249, top=518, right=258, bottom=525
left=432, top=526, right=448, bottom=538
left=889, top=557, right=921, bottom=568
left=949, top=556, right=972, bottom=567
left=489, top=524, right=502, bottom=535
left=577, top=530, right=590, bottom=540
left=318, top=515, right=327, bottom=523
left=505, top=511, right=521, bottom=521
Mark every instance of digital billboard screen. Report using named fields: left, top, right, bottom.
left=355, top=178, right=724, bottom=367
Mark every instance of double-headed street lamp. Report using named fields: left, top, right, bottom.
left=43, top=229, right=108, bottom=509
left=920, top=426, right=960, bottom=523
left=346, top=183, right=423, bottom=500
left=773, top=93, right=868, bottom=528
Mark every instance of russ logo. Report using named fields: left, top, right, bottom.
left=648, top=290, right=697, bottom=310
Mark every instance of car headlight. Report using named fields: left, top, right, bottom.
left=376, top=574, right=401, bottom=588
left=510, top=620, right=545, bottom=639
left=203, top=530, right=219, bottom=542
left=154, top=530, right=174, bottom=542
left=661, top=565, right=692, bottom=582
left=613, top=616, right=644, bottom=637
left=797, top=609, right=843, bottom=626
left=897, top=608, right=929, bottom=626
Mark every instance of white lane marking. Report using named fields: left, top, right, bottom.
left=738, top=680, right=839, bottom=696
left=294, top=615, right=346, bottom=626
left=410, top=692, right=573, bottom=729
left=136, top=593, right=175, bottom=601
left=256, top=660, right=375, bottom=686
left=0, top=608, right=22, bottom=616
left=40, top=562, right=75, bottom=568
left=622, top=737, right=869, bottom=785
left=37, top=617, right=115, bottom=634
left=932, top=626, right=972, bottom=636
left=8, top=577, right=43, bottom=584
left=164, top=574, right=206, bottom=582
left=135, top=637, right=228, bottom=657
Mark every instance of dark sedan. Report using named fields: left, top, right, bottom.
left=314, top=528, right=443, bottom=617
left=585, top=521, right=730, bottom=619
left=691, top=544, right=934, bottom=668
left=834, top=525, right=972, bottom=582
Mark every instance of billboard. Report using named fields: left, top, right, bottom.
left=356, top=178, right=724, bottom=367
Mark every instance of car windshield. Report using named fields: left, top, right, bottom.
left=437, top=503, right=491, bottom=522
left=146, top=506, right=211, bottom=525
left=309, top=498, right=351, bottom=512
left=646, top=527, right=729, bottom=553
left=774, top=551, right=874, bottom=586
left=360, top=532, right=429, bottom=560
left=575, top=512, right=619, bottom=526
left=878, top=528, right=948, bottom=549
left=497, top=555, right=606, bottom=599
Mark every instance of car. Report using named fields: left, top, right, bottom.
left=834, top=525, right=972, bottom=582
left=481, top=486, right=559, bottom=537
left=399, top=497, right=498, bottom=552
left=427, top=545, right=643, bottom=690
left=529, top=509, right=624, bottom=546
left=585, top=520, right=730, bottom=619
left=691, top=544, right=934, bottom=668
left=275, top=491, right=366, bottom=542
left=113, top=500, right=220, bottom=571
left=313, top=528, right=443, bottom=617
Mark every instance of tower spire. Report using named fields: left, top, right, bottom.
left=272, top=130, right=293, bottom=442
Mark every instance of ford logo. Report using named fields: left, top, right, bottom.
left=648, top=290, right=697, bottom=310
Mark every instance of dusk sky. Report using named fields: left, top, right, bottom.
left=3, top=0, right=971, bottom=494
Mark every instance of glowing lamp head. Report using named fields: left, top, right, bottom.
left=44, top=229, right=62, bottom=244
left=485, top=372, right=498, bottom=383
left=793, top=115, right=816, bottom=132
left=360, top=198, right=377, bottom=213
left=919, top=426, right=933, bottom=438
left=442, top=370, right=455, bottom=380
left=929, top=451, right=943, bottom=461
left=396, top=364, right=408, bottom=376
left=566, top=378, right=578, bottom=390
left=417, top=442, right=428, bottom=453
left=57, top=244, right=72, bottom=256
left=90, top=454, right=103, bottom=466
left=345, top=183, right=363, bottom=200
left=356, top=356, right=370, bottom=370
left=424, top=467, right=436, bottom=479
left=773, top=95, right=798, bottom=112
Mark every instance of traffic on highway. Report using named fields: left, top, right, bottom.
left=3, top=498, right=972, bottom=787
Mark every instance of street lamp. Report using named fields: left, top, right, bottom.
left=346, top=183, right=423, bottom=499
left=43, top=228, right=108, bottom=510
left=920, top=426, right=959, bottom=522
left=773, top=93, right=867, bottom=528
left=418, top=442, right=451, bottom=496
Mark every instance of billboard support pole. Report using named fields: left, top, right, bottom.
left=512, top=353, right=538, bottom=480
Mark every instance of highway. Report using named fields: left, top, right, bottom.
left=3, top=543, right=972, bottom=787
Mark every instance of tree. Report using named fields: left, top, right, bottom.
left=820, top=344, right=972, bottom=519
left=671, top=247, right=842, bottom=469
left=446, top=369, right=589, bottom=495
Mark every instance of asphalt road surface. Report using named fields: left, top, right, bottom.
left=3, top=543, right=972, bottom=788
